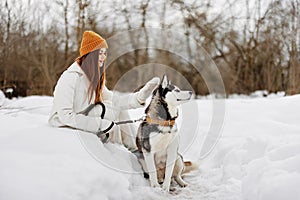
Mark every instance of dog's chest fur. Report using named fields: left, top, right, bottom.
left=138, top=123, right=178, bottom=152
left=149, top=125, right=178, bottom=152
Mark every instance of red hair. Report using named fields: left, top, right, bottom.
left=76, top=49, right=106, bottom=104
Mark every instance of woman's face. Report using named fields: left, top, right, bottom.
left=98, top=48, right=107, bottom=67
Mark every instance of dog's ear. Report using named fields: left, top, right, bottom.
left=161, top=75, right=169, bottom=89
left=133, top=84, right=145, bottom=93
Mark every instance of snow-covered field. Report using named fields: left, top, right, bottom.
left=0, top=92, right=300, bottom=200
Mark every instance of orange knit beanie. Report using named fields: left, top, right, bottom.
left=79, top=31, right=108, bottom=57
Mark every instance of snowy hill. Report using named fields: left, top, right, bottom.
left=0, top=94, right=300, bottom=200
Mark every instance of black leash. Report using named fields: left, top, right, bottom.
left=79, top=102, right=105, bottom=119
left=80, top=103, right=144, bottom=125
left=115, top=116, right=145, bottom=125
left=80, top=103, right=144, bottom=143
left=79, top=102, right=108, bottom=142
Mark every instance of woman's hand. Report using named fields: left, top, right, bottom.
left=137, top=77, right=160, bottom=104
left=96, top=120, right=122, bottom=144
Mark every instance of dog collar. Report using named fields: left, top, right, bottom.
left=145, top=116, right=176, bottom=126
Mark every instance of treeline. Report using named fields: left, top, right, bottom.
left=0, top=0, right=299, bottom=97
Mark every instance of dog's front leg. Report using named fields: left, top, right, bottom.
left=162, top=136, right=179, bottom=192
left=143, top=152, right=160, bottom=188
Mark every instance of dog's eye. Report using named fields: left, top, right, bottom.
left=174, top=89, right=180, bottom=92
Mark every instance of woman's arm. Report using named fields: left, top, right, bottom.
left=102, top=86, right=143, bottom=110
left=102, top=77, right=160, bottom=110
left=51, top=71, right=114, bottom=134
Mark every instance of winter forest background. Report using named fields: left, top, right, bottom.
left=0, top=0, right=299, bottom=97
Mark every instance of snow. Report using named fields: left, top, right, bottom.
left=0, top=94, right=300, bottom=200
left=0, top=90, right=5, bottom=106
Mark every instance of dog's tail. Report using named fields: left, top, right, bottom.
left=182, top=161, right=199, bottom=174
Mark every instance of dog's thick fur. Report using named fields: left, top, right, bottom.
left=136, top=75, right=197, bottom=192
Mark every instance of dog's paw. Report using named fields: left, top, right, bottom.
left=178, top=180, right=188, bottom=187
left=150, top=182, right=160, bottom=188
left=151, top=183, right=160, bottom=187
left=181, top=182, right=188, bottom=187
left=162, top=183, right=170, bottom=192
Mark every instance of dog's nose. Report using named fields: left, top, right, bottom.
left=189, top=91, right=192, bottom=95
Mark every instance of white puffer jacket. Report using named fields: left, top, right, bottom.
left=48, top=62, right=143, bottom=134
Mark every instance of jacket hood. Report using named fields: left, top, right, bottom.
left=67, top=62, right=84, bottom=75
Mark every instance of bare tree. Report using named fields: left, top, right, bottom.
left=56, top=0, right=70, bottom=61
left=287, top=0, right=300, bottom=94
left=1, top=0, right=299, bottom=96
left=2, top=0, right=12, bottom=88
left=76, top=0, right=90, bottom=48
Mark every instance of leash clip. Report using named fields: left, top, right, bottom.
left=139, top=115, right=146, bottom=122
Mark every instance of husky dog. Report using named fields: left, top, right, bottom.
left=136, top=75, right=197, bottom=192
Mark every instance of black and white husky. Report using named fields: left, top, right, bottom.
left=136, top=75, right=197, bottom=192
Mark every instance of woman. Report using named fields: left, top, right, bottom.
left=48, top=30, right=159, bottom=150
